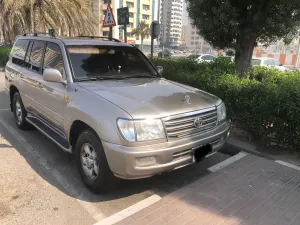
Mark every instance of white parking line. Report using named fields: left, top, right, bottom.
left=0, top=109, right=10, bottom=111
left=275, top=160, right=300, bottom=171
left=93, top=194, right=162, bottom=225
left=208, top=152, right=248, bottom=172
left=0, top=118, right=105, bottom=222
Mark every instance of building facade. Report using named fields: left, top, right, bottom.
left=181, top=23, right=212, bottom=53
left=159, top=0, right=184, bottom=48
left=90, top=0, right=159, bottom=49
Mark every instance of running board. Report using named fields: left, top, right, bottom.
left=26, top=117, right=72, bottom=154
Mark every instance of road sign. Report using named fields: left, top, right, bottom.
left=150, top=21, right=160, bottom=39
left=103, top=4, right=116, bottom=27
left=117, top=7, right=129, bottom=25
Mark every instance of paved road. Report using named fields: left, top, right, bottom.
left=0, top=72, right=235, bottom=225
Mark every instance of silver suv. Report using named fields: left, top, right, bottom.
left=5, top=34, right=230, bottom=192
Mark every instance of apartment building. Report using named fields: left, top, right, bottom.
left=159, top=0, right=184, bottom=48
left=181, top=23, right=212, bottom=53
left=90, top=0, right=159, bottom=48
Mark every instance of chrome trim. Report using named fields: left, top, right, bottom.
left=162, top=107, right=217, bottom=122
left=162, top=107, right=218, bottom=139
left=26, top=118, right=72, bottom=154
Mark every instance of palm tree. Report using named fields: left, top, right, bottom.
left=0, top=0, right=97, bottom=43
left=131, top=20, right=150, bottom=51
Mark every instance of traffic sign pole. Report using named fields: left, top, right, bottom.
left=124, top=25, right=127, bottom=43
left=109, top=27, right=112, bottom=38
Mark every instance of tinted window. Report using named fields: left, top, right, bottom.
left=67, top=46, right=158, bottom=79
left=11, top=39, right=30, bottom=66
left=202, top=55, right=212, bottom=60
left=24, top=41, right=33, bottom=69
left=251, top=59, right=261, bottom=65
left=30, top=41, right=45, bottom=73
left=43, top=43, right=65, bottom=76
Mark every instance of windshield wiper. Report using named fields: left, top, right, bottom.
left=76, top=76, right=127, bottom=82
left=124, top=74, right=159, bottom=79
left=76, top=77, right=97, bottom=82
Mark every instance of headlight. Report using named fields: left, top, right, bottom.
left=117, top=119, right=165, bottom=142
left=217, top=102, right=226, bottom=123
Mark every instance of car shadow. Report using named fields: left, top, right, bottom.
left=0, top=113, right=231, bottom=207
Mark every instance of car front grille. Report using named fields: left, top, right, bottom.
left=163, top=108, right=218, bottom=139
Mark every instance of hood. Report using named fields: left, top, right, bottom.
left=78, top=78, right=221, bottom=119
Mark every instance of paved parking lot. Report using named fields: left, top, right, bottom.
left=2, top=72, right=300, bottom=225
left=113, top=154, right=300, bottom=225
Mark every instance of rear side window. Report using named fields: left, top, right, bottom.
left=30, top=41, right=45, bottom=73
left=43, top=43, right=65, bottom=76
left=11, top=39, right=30, bottom=66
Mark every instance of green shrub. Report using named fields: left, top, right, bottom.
left=0, top=46, right=12, bottom=67
left=151, top=56, right=300, bottom=148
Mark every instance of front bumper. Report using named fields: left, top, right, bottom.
left=103, top=121, right=231, bottom=179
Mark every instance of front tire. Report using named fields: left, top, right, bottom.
left=75, top=129, right=120, bottom=193
left=12, top=93, right=32, bottom=130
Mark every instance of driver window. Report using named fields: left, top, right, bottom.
left=43, top=42, right=65, bottom=77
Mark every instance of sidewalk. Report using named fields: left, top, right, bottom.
left=114, top=154, right=300, bottom=225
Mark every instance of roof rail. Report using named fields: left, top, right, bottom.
left=23, top=32, right=56, bottom=38
left=77, top=36, right=121, bottom=42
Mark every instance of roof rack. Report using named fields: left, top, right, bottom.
left=77, top=36, right=121, bottom=42
left=23, top=32, right=56, bottom=38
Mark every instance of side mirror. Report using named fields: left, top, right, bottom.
left=157, top=66, right=163, bottom=75
left=43, top=68, right=64, bottom=83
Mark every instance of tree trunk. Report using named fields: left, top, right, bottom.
left=235, top=35, right=257, bottom=76
left=141, top=38, right=144, bottom=51
left=33, top=0, right=41, bottom=32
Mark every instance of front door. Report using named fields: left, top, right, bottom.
left=34, top=42, right=67, bottom=135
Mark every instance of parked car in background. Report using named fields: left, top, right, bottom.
left=251, top=57, right=288, bottom=71
left=196, top=54, right=215, bottom=63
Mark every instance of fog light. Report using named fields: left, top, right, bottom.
left=136, top=157, right=156, bottom=167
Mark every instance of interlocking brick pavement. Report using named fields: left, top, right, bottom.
left=115, top=154, right=300, bottom=225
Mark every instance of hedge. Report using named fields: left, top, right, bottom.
left=151, top=57, right=300, bottom=148
left=0, top=46, right=12, bottom=67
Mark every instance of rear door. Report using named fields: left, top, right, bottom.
left=8, top=39, right=39, bottom=113
left=34, top=42, right=66, bottom=134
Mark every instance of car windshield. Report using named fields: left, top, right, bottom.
left=66, top=45, right=159, bottom=80
left=251, top=59, right=261, bottom=65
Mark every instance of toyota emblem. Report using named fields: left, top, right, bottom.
left=194, top=118, right=203, bottom=128
left=184, top=95, right=191, bottom=104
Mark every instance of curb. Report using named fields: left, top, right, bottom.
left=220, top=138, right=275, bottom=160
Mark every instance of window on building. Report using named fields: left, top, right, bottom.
left=142, top=14, right=150, bottom=20
left=102, top=10, right=106, bottom=15
left=129, top=22, right=134, bottom=28
left=103, top=31, right=109, bottom=36
left=129, top=12, right=134, bottom=18
left=191, top=42, right=194, bottom=45
left=192, top=31, right=195, bottom=34
left=126, top=2, right=134, bottom=8
left=142, top=4, right=150, bottom=11
left=195, top=42, right=199, bottom=45
left=191, top=37, right=195, bottom=40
